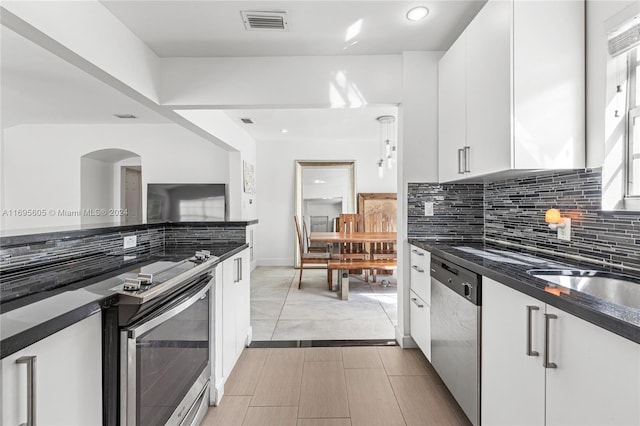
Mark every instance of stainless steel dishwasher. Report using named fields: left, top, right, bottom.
left=430, top=255, right=481, bottom=426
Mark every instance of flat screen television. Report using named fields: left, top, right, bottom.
left=147, top=183, right=226, bottom=222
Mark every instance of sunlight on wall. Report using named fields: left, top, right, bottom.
left=602, top=54, right=628, bottom=209
left=329, top=70, right=367, bottom=108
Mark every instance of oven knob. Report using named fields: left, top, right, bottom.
left=195, top=250, right=211, bottom=260
left=123, top=278, right=142, bottom=291
left=138, top=273, right=153, bottom=285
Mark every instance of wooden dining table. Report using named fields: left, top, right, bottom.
left=310, top=231, right=397, bottom=299
left=309, top=231, right=397, bottom=244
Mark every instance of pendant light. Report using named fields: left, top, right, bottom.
left=376, top=115, right=396, bottom=178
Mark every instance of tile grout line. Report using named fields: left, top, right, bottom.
left=377, top=347, right=409, bottom=426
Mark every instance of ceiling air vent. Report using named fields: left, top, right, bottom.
left=241, top=11, right=288, bottom=31
left=241, top=118, right=254, bottom=124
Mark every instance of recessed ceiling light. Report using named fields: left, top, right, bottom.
left=114, top=114, right=137, bottom=119
left=407, top=6, right=429, bottom=21
left=314, top=179, right=326, bottom=184
left=280, top=129, right=289, bottom=133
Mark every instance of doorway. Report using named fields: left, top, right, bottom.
left=80, top=149, right=141, bottom=225
left=294, top=160, right=356, bottom=267
left=121, top=166, right=142, bottom=224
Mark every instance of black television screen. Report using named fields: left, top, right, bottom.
left=147, top=183, right=226, bottom=222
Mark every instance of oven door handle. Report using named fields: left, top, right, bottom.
left=124, top=277, right=212, bottom=339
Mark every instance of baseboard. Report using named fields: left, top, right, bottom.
left=211, top=380, right=224, bottom=406
left=396, top=328, right=416, bottom=349
left=257, top=259, right=292, bottom=267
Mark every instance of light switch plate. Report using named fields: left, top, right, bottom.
left=424, top=202, right=434, bottom=216
left=123, top=235, right=137, bottom=249
left=557, top=218, right=571, bottom=241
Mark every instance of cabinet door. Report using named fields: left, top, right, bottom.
left=409, top=290, right=431, bottom=361
left=438, top=32, right=467, bottom=183
left=465, top=0, right=512, bottom=177
left=545, top=306, right=640, bottom=426
left=482, top=278, right=544, bottom=425
left=235, top=249, right=251, bottom=352
left=2, top=313, right=102, bottom=426
left=409, top=246, right=430, bottom=304
left=222, top=257, right=237, bottom=378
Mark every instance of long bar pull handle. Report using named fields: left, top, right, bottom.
left=526, top=306, right=539, bottom=356
left=410, top=297, right=424, bottom=308
left=238, top=257, right=243, bottom=282
left=544, top=313, right=558, bottom=369
left=16, top=355, right=36, bottom=426
left=457, top=148, right=465, bottom=174
left=464, top=146, right=471, bottom=173
left=411, top=265, right=424, bottom=273
left=411, top=249, right=424, bottom=256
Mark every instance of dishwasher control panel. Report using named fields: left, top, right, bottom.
left=430, top=255, right=481, bottom=305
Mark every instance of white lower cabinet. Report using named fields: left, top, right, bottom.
left=1, top=313, right=103, bottom=426
left=211, top=247, right=251, bottom=404
left=409, top=245, right=431, bottom=360
left=409, top=290, right=430, bottom=360
left=482, top=277, right=640, bottom=425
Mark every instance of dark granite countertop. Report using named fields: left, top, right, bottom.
left=409, top=239, right=640, bottom=345
left=0, top=243, right=248, bottom=358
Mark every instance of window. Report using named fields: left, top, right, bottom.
left=603, top=9, right=640, bottom=211
left=627, top=47, right=639, bottom=198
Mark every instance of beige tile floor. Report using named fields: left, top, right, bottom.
left=202, top=346, right=471, bottom=426
left=250, top=267, right=397, bottom=341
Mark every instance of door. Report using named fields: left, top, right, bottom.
left=545, top=306, right=640, bottom=426
left=1, top=314, right=102, bottom=426
left=465, top=0, right=512, bottom=177
left=438, top=32, right=467, bottom=182
left=481, top=277, right=545, bottom=425
left=122, top=167, right=142, bottom=224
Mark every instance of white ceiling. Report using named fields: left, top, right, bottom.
left=222, top=106, right=397, bottom=143
left=100, top=0, right=485, bottom=57
left=2, top=1, right=485, bottom=144
left=0, top=26, right=169, bottom=128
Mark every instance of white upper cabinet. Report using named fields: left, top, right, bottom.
left=438, top=0, right=585, bottom=182
left=438, top=32, right=467, bottom=183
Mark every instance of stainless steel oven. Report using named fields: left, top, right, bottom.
left=103, top=251, right=217, bottom=426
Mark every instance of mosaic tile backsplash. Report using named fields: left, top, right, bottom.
left=485, top=169, right=640, bottom=271
left=407, top=183, right=484, bottom=241
left=408, top=168, right=640, bottom=271
left=0, top=224, right=247, bottom=304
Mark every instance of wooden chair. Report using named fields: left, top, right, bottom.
left=335, top=213, right=369, bottom=279
left=367, top=213, right=397, bottom=282
left=303, top=217, right=330, bottom=253
left=294, top=216, right=330, bottom=289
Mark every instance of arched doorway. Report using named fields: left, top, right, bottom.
left=80, top=149, right=142, bottom=225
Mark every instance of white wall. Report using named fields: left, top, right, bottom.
left=175, top=110, right=257, bottom=220
left=1, top=123, right=229, bottom=231
left=160, top=56, right=403, bottom=107
left=256, top=137, right=397, bottom=266
left=80, top=157, right=115, bottom=225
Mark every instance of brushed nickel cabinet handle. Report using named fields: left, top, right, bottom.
left=526, top=306, right=539, bottom=357
left=464, top=146, right=471, bottom=173
left=544, top=313, right=558, bottom=369
left=410, top=297, right=424, bottom=308
left=458, top=148, right=465, bottom=174
left=411, top=249, right=425, bottom=256
left=16, top=355, right=37, bottom=426
left=411, top=265, right=424, bottom=273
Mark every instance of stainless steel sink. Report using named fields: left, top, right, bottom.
left=527, top=269, right=640, bottom=310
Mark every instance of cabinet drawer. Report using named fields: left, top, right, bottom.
left=410, top=290, right=431, bottom=361
left=410, top=246, right=430, bottom=304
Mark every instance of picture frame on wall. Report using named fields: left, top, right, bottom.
left=243, top=161, right=255, bottom=194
